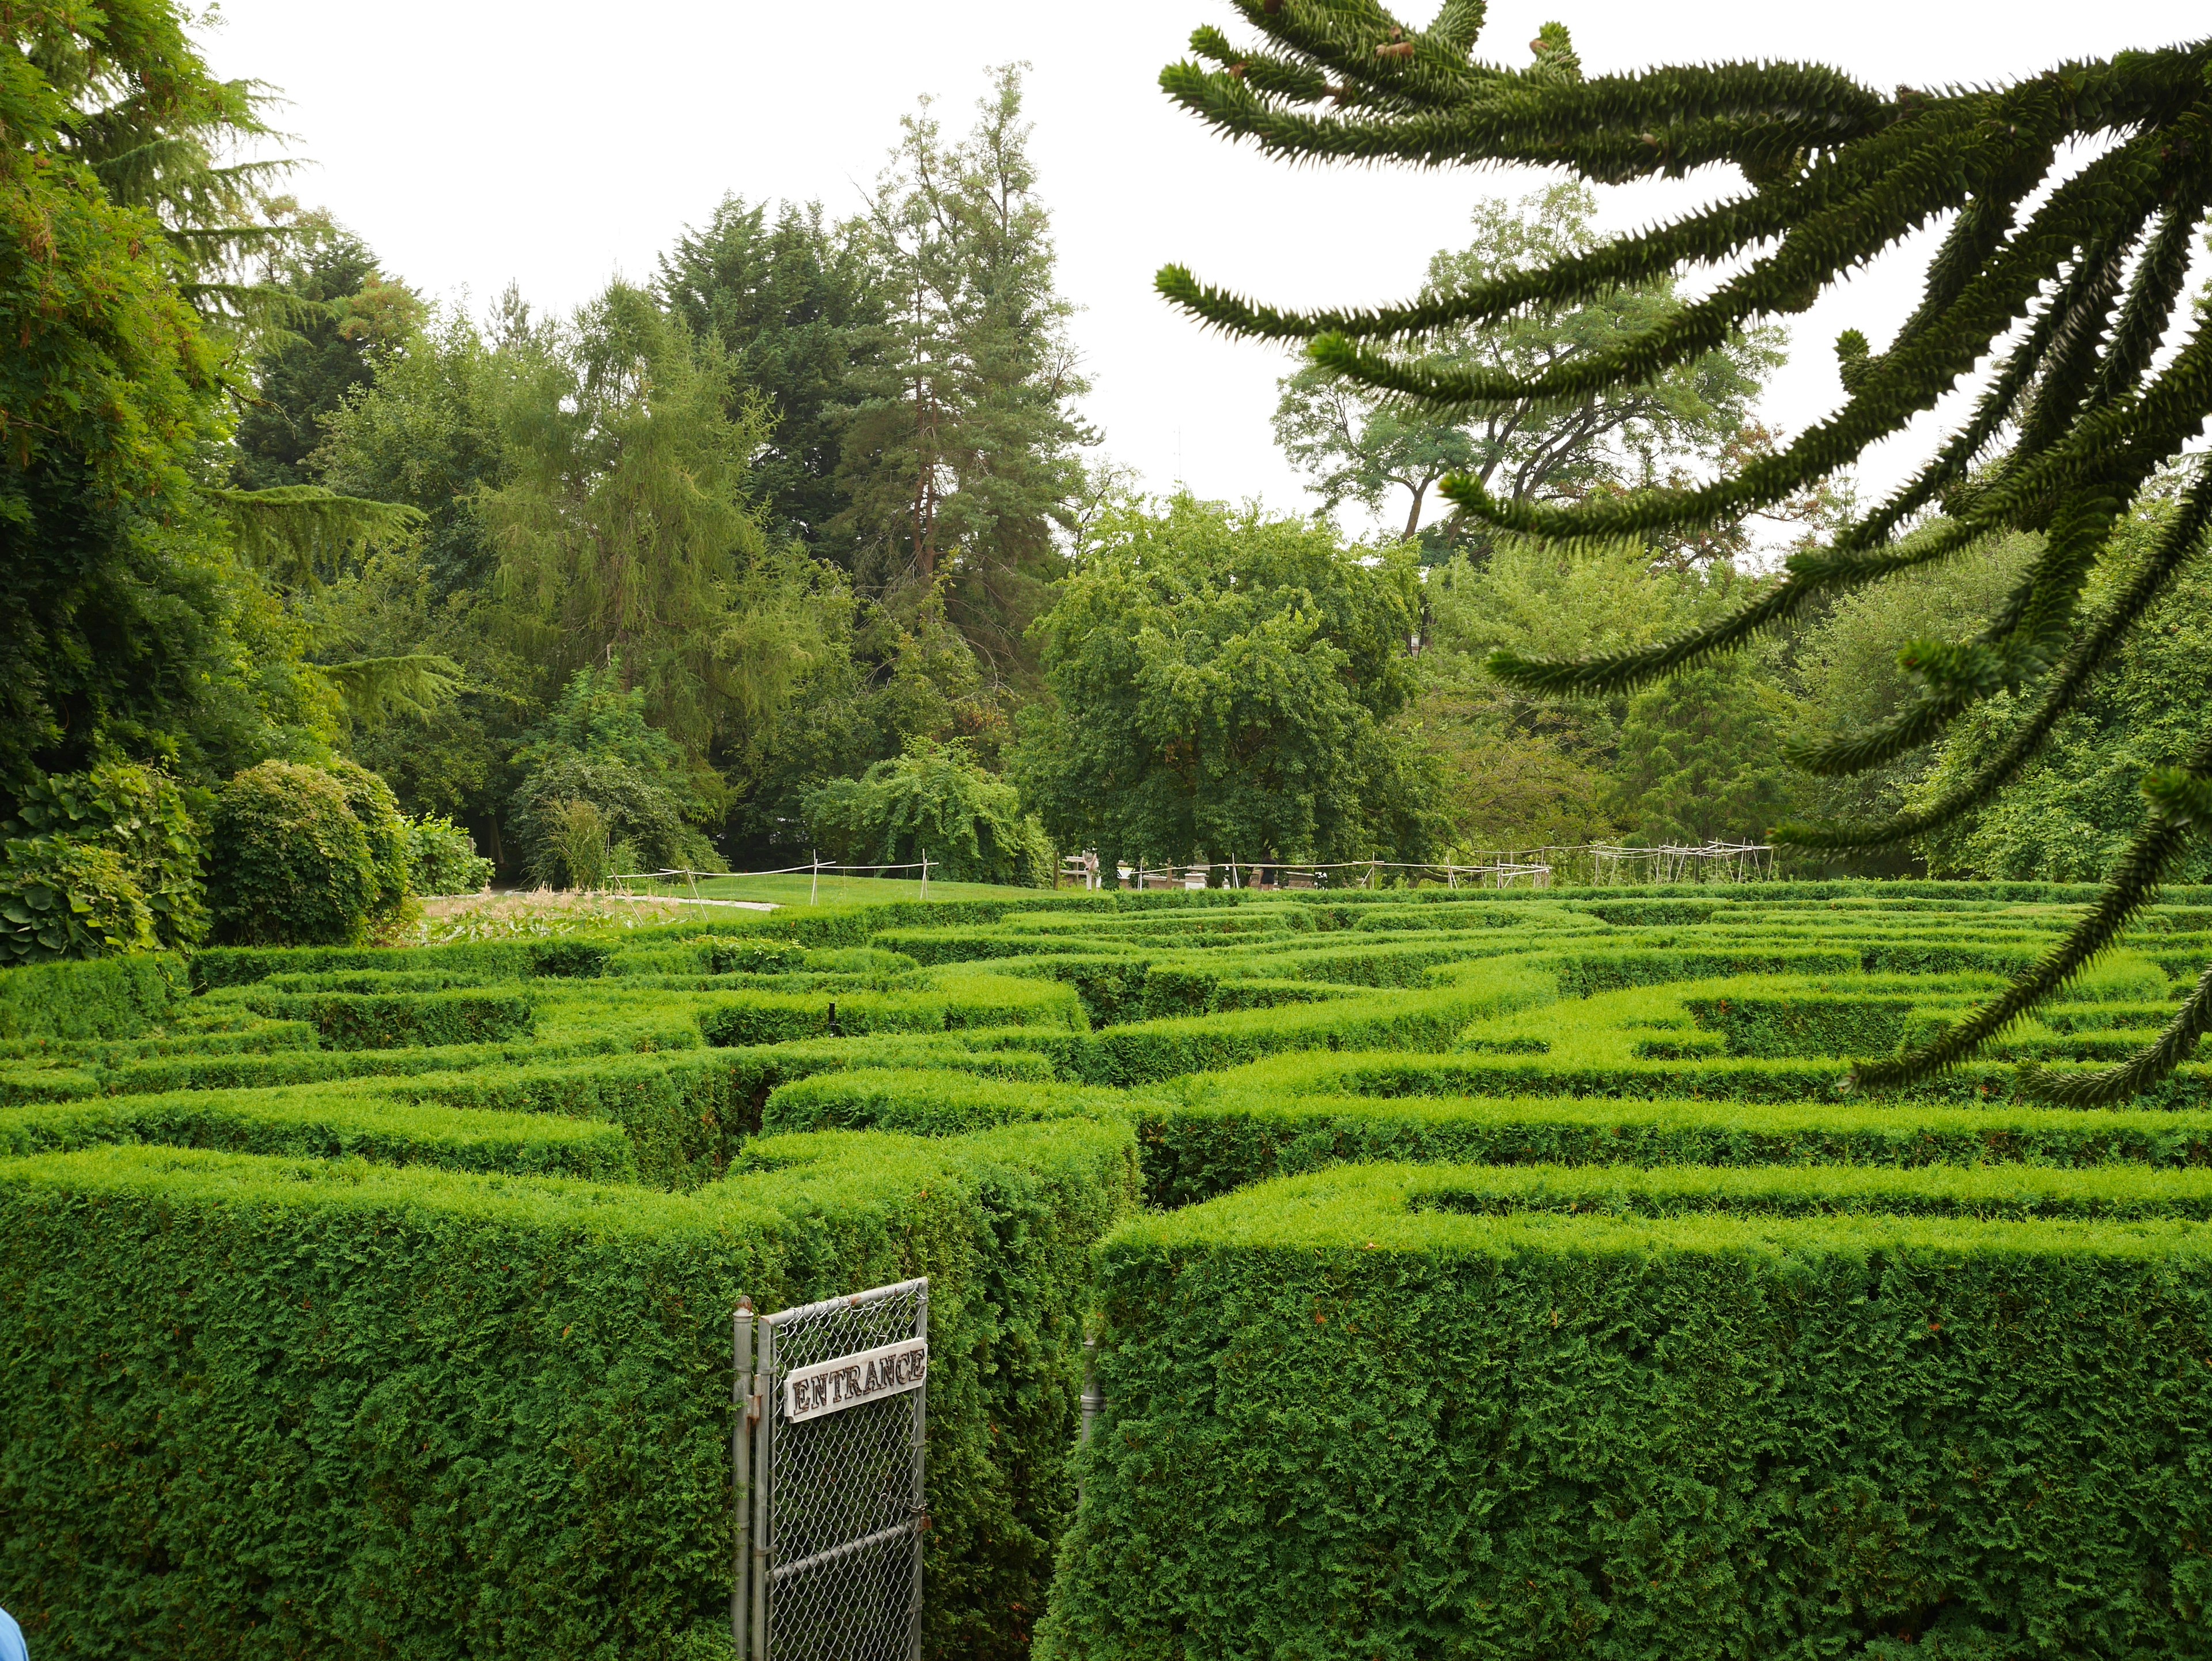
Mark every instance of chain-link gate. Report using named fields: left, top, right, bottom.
left=734, top=1279, right=928, bottom=1661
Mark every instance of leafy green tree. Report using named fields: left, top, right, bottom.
left=232, top=212, right=425, bottom=490
left=1609, top=660, right=1804, bottom=844
left=28, top=0, right=295, bottom=324
left=1414, top=539, right=1765, bottom=850
left=723, top=587, right=1011, bottom=861
left=306, top=542, right=533, bottom=866
left=808, top=739, right=1053, bottom=887
left=1274, top=184, right=1779, bottom=550
left=1012, top=494, right=1440, bottom=877
left=1912, top=491, right=2212, bottom=882
left=1784, top=532, right=2036, bottom=858
left=317, top=301, right=513, bottom=597
left=659, top=196, right=884, bottom=548
left=838, top=65, right=1092, bottom=680
left=311, top=304, right=535, bottom=857
left=1157, top=5, right=2212, bottom=1099
left=0, top=0, right=342, bottom=808
left=507, top=664, right=721, bottom=886
left=482, top=282, right=835, bottom=762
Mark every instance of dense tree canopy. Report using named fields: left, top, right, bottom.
left=233, top=213, right=423, bottom=490
left=1915, top=488, right=2212, bottom=884
left=1012, top=494, right=1439, bottom=876
left=0, top=0, right=334, bottom=804
left=658, top=196, right=884, bottom=549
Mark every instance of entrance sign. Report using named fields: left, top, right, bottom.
left=734, top=1278, right=928, bottom=1661
left=785, top=1338, right=928, bottom=1422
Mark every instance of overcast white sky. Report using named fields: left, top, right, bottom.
left=202, top=0, right=2209, bottom=540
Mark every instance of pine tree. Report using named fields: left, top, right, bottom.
left=658, top=196, right=884, bottom=548
left=838, top=65, right=1092, bottom=684
left=1158, top=5, right=2212, bottom=1101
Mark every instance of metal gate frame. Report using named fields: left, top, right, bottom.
left=734, top=1278, right=929, bottom=1661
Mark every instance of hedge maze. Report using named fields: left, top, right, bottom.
left=6, top=884, right=2212, bottom=1658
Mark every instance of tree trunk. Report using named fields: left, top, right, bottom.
left=1401, top=479, right=1429, bottom=542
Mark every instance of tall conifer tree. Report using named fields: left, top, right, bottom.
left=839, top=65, right=1092, bottom=684
left=1159, top=4, right=2212, bottom=1099
left=658, top=197, right=884, bottom=549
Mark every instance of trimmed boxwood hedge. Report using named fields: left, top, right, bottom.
left=243, top=988, right=538, bottom=1049
left=0, top=1086, right=640, bottom=1179
left=13, top=880, right=2212, bottom=1661
left=1041, top=1163, right=2212, bottom=1661
left=0, top=952, right=185, bottom=1041
left=0, top=1119, right=1137, bottom=1661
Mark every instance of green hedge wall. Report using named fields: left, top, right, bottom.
left=0, top=1119, right=1138, bottom=1661
left=244, top=989, right=537, bottom=1049
left=764, top=1069, right=1124, bottom=1137
left=1040, top=1164, right=2212, bottom=1661
left=980, top=971, right=1551, bottom=1089
left=0, top=1087, right=639, bottom=1180
left=0, top=953, right=186, bottom=1041
left=697, top=975, right=1084, bottom=1049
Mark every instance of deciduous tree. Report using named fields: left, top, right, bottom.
left=1012, top=494, right=1440, bottom=877
left=1274, top=184, right=1778, bottom=553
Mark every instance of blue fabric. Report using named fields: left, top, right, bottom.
left=0, top=1606, right=25, bottom=1661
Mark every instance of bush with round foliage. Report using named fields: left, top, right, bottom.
left=404, top=814, right=495, bottom=896
left=326, top=759, right=415, bottom=934
left=207, top=762, right=377, bottom=947
left=809, top=740, right=1057, bottom=888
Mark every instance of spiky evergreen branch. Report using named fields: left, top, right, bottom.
left=1854, top=732, right=2212, bottom=1095
left=1161, top=5, right=2212, bottom=1093
left=213, top=487, right=425, bottom=592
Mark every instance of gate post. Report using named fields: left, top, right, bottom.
left=733, top=1299, right=753, bottom=1655
left=910, top=1280, right=929, bottom=1661
left=752, top=1317, right=774, bottom=1660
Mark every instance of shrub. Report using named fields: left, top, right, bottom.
left=695, top=936, right=806, bottom=975
left=546, top=797, right=615, bottom=891
left=206, top=762, right=378, bottom=947
left=0, top=837, right=157, bottom=964
left=4, top=760, right=208, bottom=949
left=328, top=758, right=416, bottom=935
left=404, top=812, right=494, bottom=896
left=508, top=665, right=721, bottom=884
left=808, top=740, right=1055, bottom=888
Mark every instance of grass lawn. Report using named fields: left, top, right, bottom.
left=620, top=871, right=1061, bottom=907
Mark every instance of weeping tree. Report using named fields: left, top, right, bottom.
left=1158, top=5, right=2212, bottom=1103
